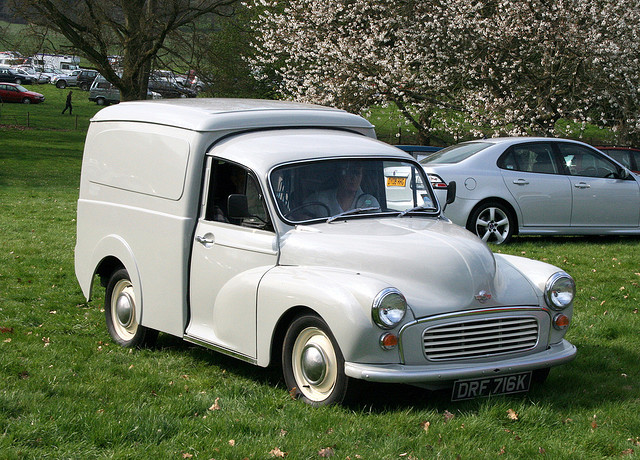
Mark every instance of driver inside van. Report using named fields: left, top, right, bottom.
left=304, top=162, right=379, bottom=217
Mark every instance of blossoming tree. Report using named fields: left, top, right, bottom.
left=252, top=0, right=640, bottom=144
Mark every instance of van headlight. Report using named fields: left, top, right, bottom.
left=372, top=288, right=407, bottom=329
left=545, top=272, right=575, bottom=310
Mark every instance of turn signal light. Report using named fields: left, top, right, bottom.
left=553, top=313, right=570, bottom=330
left=380, top=333, right=398, bottom=350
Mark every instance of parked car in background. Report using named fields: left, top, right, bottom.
left=89, top=75, right=161, bottom=105
left=148, top=76, right=197, bottom=98
left=396, top=145, right=443, bottom=162
left=421, top=137, right=640, bottom=243
left=12, top=66, right=50, bottom=84
left=0, top=67, right=35, bottom=85
left=51, top=69, right=82, bottom=88
left=76, top=69, right=99, bottom=90
left=597, top=146, right=640, bottom=174
left=75, top=99, right=576, bottom=406
left=39, top=67, right=66, bottom=83
left=0, top=83, right=45, bottom=104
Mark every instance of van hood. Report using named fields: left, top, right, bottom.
left=278, top=217, right=532, bottom=318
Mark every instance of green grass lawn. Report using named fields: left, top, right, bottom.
left=1, top=89, right=640, bottom=458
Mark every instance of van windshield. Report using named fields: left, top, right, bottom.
left=270, top=158, right=438, bottom=224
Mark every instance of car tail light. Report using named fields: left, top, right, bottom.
left=427, top=173, right=448, bottom=189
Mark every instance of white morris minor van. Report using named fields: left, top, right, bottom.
left=75, top=99, right=577, bottom=405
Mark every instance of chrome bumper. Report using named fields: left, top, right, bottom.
left=344, top=339, right=576, bottom=384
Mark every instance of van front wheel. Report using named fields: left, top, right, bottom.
left=282, top=314, right=348, bottom=406
left=104, top=269, right=157, bottom=348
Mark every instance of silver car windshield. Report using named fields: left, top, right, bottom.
left=421, top=142, right=492, bottom=164
left=270, top=158, right=438, bottom=224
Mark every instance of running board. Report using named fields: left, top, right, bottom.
left=183, top=334, right=257, bottom=365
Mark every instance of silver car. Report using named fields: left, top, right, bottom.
left=421, top=137, right=640, bottom=243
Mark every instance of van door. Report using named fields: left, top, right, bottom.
left=186, top=159, right=278, bottom=360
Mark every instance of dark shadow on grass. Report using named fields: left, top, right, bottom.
left=154, top=333, right=634, bottom=412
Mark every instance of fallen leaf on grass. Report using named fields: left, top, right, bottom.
left=443, top=410, right=454, bottom=423
left=209, top=397, right=221, bottom=411
left=420, top=421, right=430, bottom=433
left=269, top=447, right=287, bottom=457
left=3, top=338, right=11, bottom=343
left=621, top=448, right=634, bottom=456
left=318, top=446, right=335, bottom=457
left=182, top=454, right=193, bottom=459
left=538, top=447, right=546, bottom=454
left=507, top=409, right=518, bottom=421
left=0, top=327, right=13, bottom=333
left=228, top=439, right=235, bottom=447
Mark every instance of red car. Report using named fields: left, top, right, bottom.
left=0, top=82, right=45, bottom=104
left=598, top=146, right=640, bottom=174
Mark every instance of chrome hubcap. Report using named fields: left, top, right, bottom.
left=292, top=326, right=338, bottom=402
left=110, top=279, right=138, bottom=341
left=115, top=291, right=134, bottom=327
left=301, top=344, right=327, bottom=385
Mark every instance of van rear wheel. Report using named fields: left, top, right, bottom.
left=104, top=269, right=157, bottom=348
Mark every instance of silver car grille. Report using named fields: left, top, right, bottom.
left=422, top=316, right=539, bottom=361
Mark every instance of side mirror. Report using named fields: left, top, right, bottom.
left=227, top=194, right=251, bottom=219
left=446, top=181, right=456, bottom=205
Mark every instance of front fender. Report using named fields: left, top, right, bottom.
left=256, top=266, right=407, bottom=367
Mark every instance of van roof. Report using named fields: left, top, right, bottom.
left=90, top=98, right=375, bottom=134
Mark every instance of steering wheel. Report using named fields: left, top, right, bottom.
left=284, top=201, right=331, bottom=219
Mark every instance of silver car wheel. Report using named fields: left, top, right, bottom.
left=473, top=205, right=512, bottom=244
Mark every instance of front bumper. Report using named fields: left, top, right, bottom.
left=344, top=339, right=576, bottom=385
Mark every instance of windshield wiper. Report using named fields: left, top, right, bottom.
left=398, top=205, right=436, bottom=217
left=327, top=207, right=380, bottom=223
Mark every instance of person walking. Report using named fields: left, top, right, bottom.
left=62, top=90, right=73, bottom=115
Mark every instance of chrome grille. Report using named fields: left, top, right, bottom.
left=422, top=316, right=539, bottom=361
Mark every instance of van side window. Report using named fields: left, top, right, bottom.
left=205, top=160, right=272, bottom=230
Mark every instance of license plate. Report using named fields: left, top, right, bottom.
left=451, top=372, right=531, bottom=401
left=386, top=176, right=407, bottom=187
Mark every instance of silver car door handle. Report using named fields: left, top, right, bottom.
left=195, top=235, right=214, bottom=245
left=574, top=182, right=591, bottom=189
left=512, top=179, right=529, bottom=185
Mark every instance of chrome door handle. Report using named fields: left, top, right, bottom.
left=196, top=235, right=214, bottom=246
left=574, top=182, right=591, bottom=189
left=512, top=179, right=529, bottom=185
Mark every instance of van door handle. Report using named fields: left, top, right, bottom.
left=574, top=182, right=591, bottom=189
left=195, top=235, right=214, bottom=246
left=512, top=179, right=529, bottom=185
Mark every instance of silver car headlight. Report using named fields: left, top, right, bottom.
left=545, top=272, right=575, bottom=310
left=372, top=288, right=407, bottom=329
